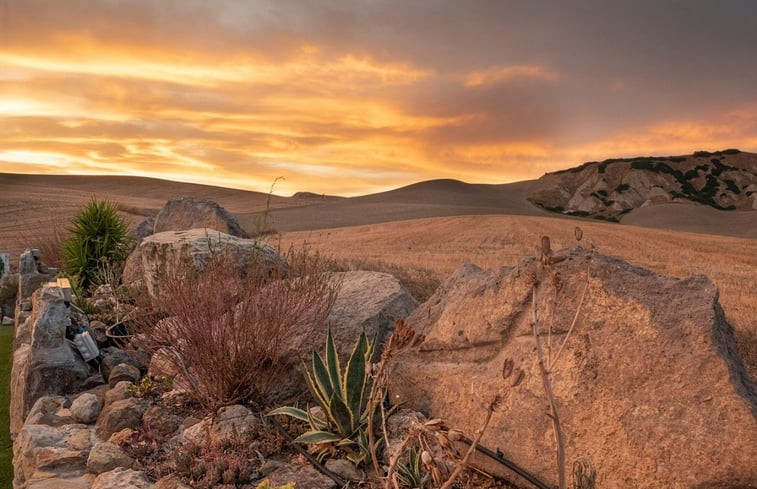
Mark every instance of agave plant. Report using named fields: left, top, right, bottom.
left=269, top=329, right=379, bottom=465
left=396, top=446, right=431, bottom=489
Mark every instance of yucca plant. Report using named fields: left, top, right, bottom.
left=62, top=198, right=131, bottom=292
left=269, top=329, right=379, bottom=465
left=396, top=446, right=431, bottom=489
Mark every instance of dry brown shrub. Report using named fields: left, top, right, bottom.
left=135, top=247, right=338, bottom=410
left=18, top=221, right=67, bottom=270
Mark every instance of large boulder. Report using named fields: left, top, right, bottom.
left=389, top=247, right=757, bottom=489
left=326, top=271, right=418, bottom=356
left=122, top=228, right=284, bottom=299
left=153, top=196, right=248, bottom=238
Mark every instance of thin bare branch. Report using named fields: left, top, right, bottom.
left=533, top=287, right=566, bottom=489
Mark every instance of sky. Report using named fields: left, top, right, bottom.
left=2, top=0, right=757, bottom=196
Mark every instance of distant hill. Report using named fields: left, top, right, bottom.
left=528, top=149, right=757, bottom=222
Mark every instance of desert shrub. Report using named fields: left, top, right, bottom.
left=62, top=199, right=131, bottom=291
left=135, top=247, right=337, bottom=410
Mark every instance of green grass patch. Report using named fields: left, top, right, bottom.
left=0, top=326, right=14, bottom=487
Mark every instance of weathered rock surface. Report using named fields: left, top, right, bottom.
left=96, top=397, right=148, bottom=440
left=11, top=285, right=90, bottom=437
left=266, top=462, right=336, bottom=489
left=103, top=381, right=133, bottom=406
left=326, top=271, right=418, bottom=356
left=100, top=348, right=148, bottom=382
left=25, top=396, right=74, bottom=427
left=122, top=228, right=285, bottom=298
left=70, top=393, right=102, bottom=425
left=13, top=423, right=95, bottom=487
left=86, top=442, right=134, bottom=474
left=91, top=467, right=154, bottom=489
left=181, top=404, right=258, bottom=445
left=389, top=247, right=757, bottom=489
left=153, top=196, right=248, bottom=238
left=107, top=363, right=141, bottom=388
left=134, top=216, right=156, bottom=243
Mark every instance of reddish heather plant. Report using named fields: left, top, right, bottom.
left=136, top=247, right=337, bottom=410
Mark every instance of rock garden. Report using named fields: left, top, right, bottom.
left=2, top=197, right=755, bottom=489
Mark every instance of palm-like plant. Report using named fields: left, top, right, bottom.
left=62, top=198, right=131, bottom=291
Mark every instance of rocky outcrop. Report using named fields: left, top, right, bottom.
left=529, top=149, right=757, bottom=220
left=122, top=228, right=285, bottom=299
left=326, top=271, right=418, bottom=356
left=153, top=196, right=249, bottom=238
left=389, top=247, right=757, bottom=489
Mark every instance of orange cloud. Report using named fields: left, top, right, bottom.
left=464, top=65, right=560, bottom=87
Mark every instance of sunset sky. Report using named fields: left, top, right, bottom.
left=2, top=1, right=757, bottom=196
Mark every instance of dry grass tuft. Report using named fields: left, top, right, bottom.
left=18, top=221, right=67, bottom=270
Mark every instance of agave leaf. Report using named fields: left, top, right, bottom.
left=325, top=328, right=342, bottom=399
left=293, top=430, right=342, bottom=444
left=344, top=332, right=368, bottom=418
left=266, top=406, right=309, bottom=423
left=311, top=351, right=334, bottom=401
left=303, top=364, right=330, bottom=411
left=329, top=392, right=355, bottom=437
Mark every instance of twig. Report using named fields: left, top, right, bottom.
left=533, top=288, right=566, bottom=489
left=270, top=417, right=346, bottom=487
left=384, top=429, right=417, bottom=489
left=439, top=400, right=495, bottom=489
left=549, top=258, right=590, bottom=372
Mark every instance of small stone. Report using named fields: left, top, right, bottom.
left=324, top=459, right=362, bottom=481
left=107, top=428, right=134, bottom=446
left=104, top=381, right=134, bottom=406
left=100, top=348, right=148, bottom=381
left=267, top=462, right=336, bottom=489
left=154, top=474, right=192, bottom=489
left=91, top=467, right=154, bottom=489
left=81, top=373, right=106, bottom=390
left=87, top=441, right=134, bottom=474
left=1, top=316, right=13, bottom=326
left=142, top=405, right=182, bottom=437
left=182, top=404, right=258, bottom=445
left=108, top=363, right=141, bottom=387
left=96, top=397, right=147, bottom=440
left=25, top=396, right=74, bottom=427
left=71, top=393, right=103, bottom=424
